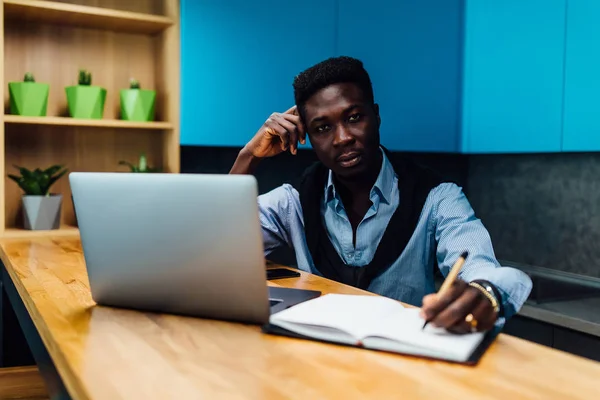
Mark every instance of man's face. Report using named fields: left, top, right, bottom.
left=303, top=82, right=381, bottom=179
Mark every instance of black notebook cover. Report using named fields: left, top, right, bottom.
left=262, top=322, right=501, bottom=366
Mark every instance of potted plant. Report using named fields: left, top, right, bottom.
left=119, top=153, right=161, bottom=172
left=120, top=78, right=156, bottom=121
left=8, top=72, right=49, bottom=116
left=65, top=69, right=106, bottom=119
left=8, top=164, right=68, bottom=230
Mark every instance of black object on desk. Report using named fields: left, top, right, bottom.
left=267, top=268, right=301, bottom=280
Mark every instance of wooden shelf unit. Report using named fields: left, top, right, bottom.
left=0, top=366, right=49, bottom=399
left=4, top=0, right=173, bottom=34
left=3, top=224, right=79, bottom=238
left=4, top=115, right=174, bottom=129
left=0, top=0, right=180, bottom=238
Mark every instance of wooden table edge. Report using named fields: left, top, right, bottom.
left=0, top=241, right=92, bottom=400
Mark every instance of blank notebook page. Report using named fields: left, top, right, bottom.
left=365, top=308, right=485, bottom=359
left=269, top=294, right=405, bottom=340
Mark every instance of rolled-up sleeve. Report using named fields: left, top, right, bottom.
left=257, top=184, right=295, bottom=255
left=432, top=183, right=532, bottom=320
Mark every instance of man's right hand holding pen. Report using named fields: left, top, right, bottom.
left=420, top=251, right=502, bottom=334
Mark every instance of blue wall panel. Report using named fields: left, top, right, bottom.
left=337, top=0, right=463, bottom=152
left=181, top=0, right=336, bottom=147
left=181, top=0, right=574, bottom=154
left=562, top=0, right=600, bottom=151
left=461, top=0, right=566, bottom=153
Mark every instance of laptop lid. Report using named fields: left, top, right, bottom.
left=70, top=172, right=271, bottom=324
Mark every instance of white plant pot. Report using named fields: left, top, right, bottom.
left=22, top=194, right=62, bottom=230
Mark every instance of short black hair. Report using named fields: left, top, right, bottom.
left=293, top=56, right=375, bottom=115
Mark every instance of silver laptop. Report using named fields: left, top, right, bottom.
left=69, top=172, right=320, bottom=324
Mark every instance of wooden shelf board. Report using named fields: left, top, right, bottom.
left=3, top=0, right=173, bottom=34
left=0, top=366, right=49, bottom=399
left=4, top=115, right=173, bottom=130
left=3, top=225, right=79, bottom=239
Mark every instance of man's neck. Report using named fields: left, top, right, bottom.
left=334, top=150, right=383, bottom=204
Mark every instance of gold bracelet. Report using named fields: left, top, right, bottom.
left=469, top=282, right=500, bottom=314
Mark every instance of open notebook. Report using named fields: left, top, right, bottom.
left=264, top=294, right=497, bottom=364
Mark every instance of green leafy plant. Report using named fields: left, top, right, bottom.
left=23, top=72, right=35, bottom=82
left=78, top=69, right=92, bottom=86
left=119, top=153, right=161, bottom=173
left=129, top=78, right=140, bottom=89
left=8, top=165, right=68, bottom=196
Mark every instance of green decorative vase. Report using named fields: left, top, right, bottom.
left=8, top=82, right=49, bottom=116
left=120, top=89, right=156, bottom=121
left=65, top=85, right=107, bottom=119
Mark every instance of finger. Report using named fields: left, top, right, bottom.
left=284, top=106, right=306, bottom=144
left=420, top=294, right=438, bottom=318
left=422, top=294, right=437, bottom=307
left=265, top=119, right=290, bottom=151
left=262, top=124, right=284, bottom=151
left=421, top=280, right=467, bottom=321
left=430, top=286, right=481, bottom=329
left=471, top=296, right=498, bottom=331
left=299, top=122, right=306, bottom=145
left=447, top=296, right=485, bottom=334
left=447, top=322, right=471, bottom=335
left=280, top=113, right=305, bottom=150
left=419, top=293, right=437, bottom=320
left=281, top=114, right=305, bottom=145
left=263, top=125, right=277, bottom=138
left=273, top=114, right=299, bottom=155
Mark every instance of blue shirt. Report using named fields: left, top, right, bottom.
left=258, top=149, right=532, bottom=320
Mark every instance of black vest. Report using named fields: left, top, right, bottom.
left=295, top=149, right=445, bottom=290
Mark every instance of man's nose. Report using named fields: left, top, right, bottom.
left=332, top=125, right=354, bottom=147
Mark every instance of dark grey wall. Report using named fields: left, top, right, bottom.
left=181, top=146, right=469, bottom=193
left=467, top=153, right=600, bottom=278
left=181, top=145, right=468, bottom=266
left=182, top=146, right=600, bottom=279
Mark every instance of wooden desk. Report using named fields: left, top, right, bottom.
left=0, top=237, right=599, bottom=400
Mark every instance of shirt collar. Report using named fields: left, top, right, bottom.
left=325, top=147, right=394, bottom=205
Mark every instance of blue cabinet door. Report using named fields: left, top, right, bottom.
left=180, top=0, right=336, bottom=147
left=336, top=0, right=463, bottom=152
left=461, top=0, right=566, bottom=153
left=562, top=0, right=600, bottom=151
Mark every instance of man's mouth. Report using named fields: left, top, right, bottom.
left=336, top=152, right=362, bottom=168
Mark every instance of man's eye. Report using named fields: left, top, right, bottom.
left=348, top=114, right=362, bottom=122
left=316, top=124, right=330, bottom=133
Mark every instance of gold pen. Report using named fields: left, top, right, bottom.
left=422, top=251, right=469, bottom=329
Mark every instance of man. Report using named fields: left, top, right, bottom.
left=231, top=56, right=531, bottom=333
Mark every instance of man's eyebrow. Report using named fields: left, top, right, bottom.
left=344, top=104, right=361, bottom=112
left=309, top=104, right=363, bottom=125
left=310, top=116, right=327, bottom=124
